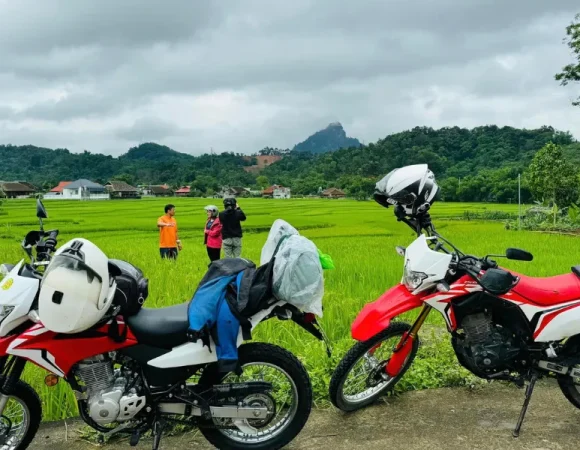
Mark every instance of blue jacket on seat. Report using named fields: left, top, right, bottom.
left=188, top=258, right=270, bottom=373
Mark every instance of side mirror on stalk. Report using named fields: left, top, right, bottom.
left=36, top=199, right=48, bottom=231
left=395, top=246, right=406, bottom=257
left=506, top=248, right=534, bottom=262
left=36, top=199, right=48, bottom=219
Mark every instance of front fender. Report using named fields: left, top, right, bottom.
left=351, top=284, right=424, bottom=341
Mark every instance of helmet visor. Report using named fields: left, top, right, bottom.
left=43, top=254, right=103, bottom=287
left=389, top=190, right=417, bottom=206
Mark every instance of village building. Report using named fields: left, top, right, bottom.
left=45, top=179, right=109, bottom=200
left=0, top=182, right=36, bottom=199
left=106, top=181, right=141, bottom=199
left=321, top=187, right=346, bottom=199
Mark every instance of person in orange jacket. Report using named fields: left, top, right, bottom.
left=204, top=205, right=222, bottom=262
left=157, top=204, right=181, bottom=259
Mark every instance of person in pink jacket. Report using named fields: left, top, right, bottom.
left=204, top=205, right=223, bottom=262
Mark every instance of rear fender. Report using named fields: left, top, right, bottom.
left=351, top=284, right=425, bottom=341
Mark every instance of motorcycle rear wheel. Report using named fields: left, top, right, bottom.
left=198, top=342, right=312, bottom=450
left=557, top=373, right=580, bottom=409
left=329, top=322, right=419, bottom=412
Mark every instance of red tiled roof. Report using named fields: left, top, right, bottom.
left=262, top=185, right=283, bottom=195
left=175, top=186, right=191, bottom=194
left=50, top=181, right=72, bottom=193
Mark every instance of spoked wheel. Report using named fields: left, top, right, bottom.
left=558, top=366, right=580, bottom=409
left=198, top=343, right=312, bottom=450
left=0, top=379, right=41, bottom=450
left=329, top=322, right=419, bottom=412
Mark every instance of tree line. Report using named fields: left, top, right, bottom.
left=0, top=125, right=578, bottom=204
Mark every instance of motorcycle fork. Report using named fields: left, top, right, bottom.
left=385, top=304, right=431, bottom=377
left=0, top=357, right=26, bottom=415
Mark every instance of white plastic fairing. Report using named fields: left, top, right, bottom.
left=402, top=235, right=452, bottom=294
left=532, top=301, right=580, bottom=342
left=148, top=301, right=285, bottom=370
left=0, top=261, right=40, bottom=337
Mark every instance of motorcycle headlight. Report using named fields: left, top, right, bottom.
left=403, top=264, right=428, bottom=291
left=0, top=306, right=14, bottom=322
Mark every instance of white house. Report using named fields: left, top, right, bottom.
left=273, top=186, right=291, bottom=199
left=55, top=179, right=109, bottom=200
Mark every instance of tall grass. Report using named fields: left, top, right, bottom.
left=0, top=198, right=577, bottom=420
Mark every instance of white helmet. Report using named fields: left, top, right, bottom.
left=204, top=205, right=219, bottom=217
left=374, top=164, right=439, bottom=216
left=38, top=238, right=116, bottom=334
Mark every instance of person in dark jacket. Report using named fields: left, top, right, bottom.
left=219, top=197, right=246, bottom=258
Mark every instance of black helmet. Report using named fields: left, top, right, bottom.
left=223, top=197, right=236, bottom=209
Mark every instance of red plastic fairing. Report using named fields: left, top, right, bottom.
left=351, top=284, right=425, bottom=341
left=0, top=335, right=17, bottom=357
left=7, top=319, right=138, bottom=377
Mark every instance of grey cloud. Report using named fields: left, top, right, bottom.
left=115, top=117, right=186, bottom=142
left=0, top=0, right=218, bottom=53
left=0, top=0, right=578, bottom=155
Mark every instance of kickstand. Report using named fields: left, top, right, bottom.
left=513, top=371, right=538, bottom=438
left=152, top=418, right=165, bottom=450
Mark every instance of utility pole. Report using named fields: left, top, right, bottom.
left=518, top=173, right=521, bottom=230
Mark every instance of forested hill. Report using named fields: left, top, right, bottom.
left=261, top=125, right=576, bottom=197
left=292, top=122, right=361, bottom=153
left=0, top=125, right=576, bottom=201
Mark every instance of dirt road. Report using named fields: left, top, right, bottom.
left=32, top=380, right=580, bottom=449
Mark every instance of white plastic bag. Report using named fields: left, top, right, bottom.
left=260, top=219, right=299, bottom=265
left=272, top=235, right=324, bottom=317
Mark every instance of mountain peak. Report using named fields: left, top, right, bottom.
left=292, top=122, right=361, bottom=154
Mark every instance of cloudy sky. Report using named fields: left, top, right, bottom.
left=0, top=0, right=578, bottom=156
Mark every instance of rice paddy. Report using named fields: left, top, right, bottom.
left=1, top=198, right=579, bottom=421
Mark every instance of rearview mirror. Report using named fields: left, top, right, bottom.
left=395, top=246, right=406, bottom=257
left=506, top=248, right=533, bottom=262
left=36, top=199, right=48, bottom=219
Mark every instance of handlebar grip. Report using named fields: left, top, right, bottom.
left=45, top=238, right=57, bottom=249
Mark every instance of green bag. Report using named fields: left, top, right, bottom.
left=318, top=249, right=335, bottom=270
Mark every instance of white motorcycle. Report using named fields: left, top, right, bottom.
left=0, top=200, right=330, bottom=450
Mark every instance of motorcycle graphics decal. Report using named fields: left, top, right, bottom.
left=0, top=278, right=13, bottom=290
left=6, top=321, right=137, bottom=376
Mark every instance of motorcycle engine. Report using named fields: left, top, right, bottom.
left=75, top=356, right=147, bottom=426
left=454, top=312, right=522, bottom=376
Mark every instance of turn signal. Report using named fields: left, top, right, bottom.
left=44, top=374, right=59, bottom=387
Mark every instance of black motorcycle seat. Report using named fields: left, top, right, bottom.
left=126, top=303, right=189, bottom=349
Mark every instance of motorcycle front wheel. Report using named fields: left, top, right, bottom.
left=0, top=377, right=42, bottom=450
left=198, top=342, right=312, bottom=450
left=329, top=322, right=419, bottom=412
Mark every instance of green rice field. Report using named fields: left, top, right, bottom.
left=1, top=198, right=579, bottom=421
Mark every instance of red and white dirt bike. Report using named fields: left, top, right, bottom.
left=0, top=200, right=329, bottom=450
left=330, top=203, right=580, bottom=437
